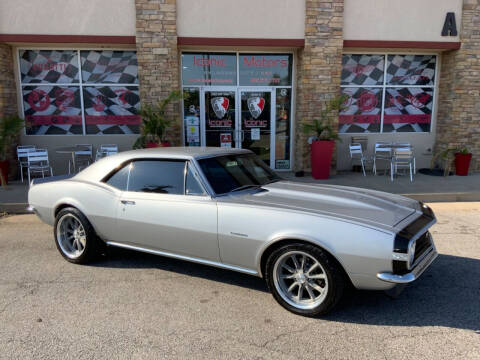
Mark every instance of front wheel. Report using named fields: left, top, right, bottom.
left=265, top=243, right=346, bottom=316
left=54, top=207, right=101, bottom=264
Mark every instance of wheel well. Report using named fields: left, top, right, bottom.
left=54, top=203, right=77, bottom=217
left=259, top=239, right=351, bottom=284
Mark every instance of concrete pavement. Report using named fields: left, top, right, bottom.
left=0, top=203, right=479, bottom=359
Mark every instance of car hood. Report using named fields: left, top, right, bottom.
left=226, top=181, right=419, bottom=231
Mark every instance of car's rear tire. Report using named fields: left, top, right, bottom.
left=265, top=243, right=346, bottom=317
left=54, top=207, right=101, bottom=264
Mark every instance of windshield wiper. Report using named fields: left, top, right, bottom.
left=229, top=184, right=262, bottom=193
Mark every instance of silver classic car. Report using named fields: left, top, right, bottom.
left=28, top=147, right=438, bottom=316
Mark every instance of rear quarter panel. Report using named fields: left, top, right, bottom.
left=28, top=180, right=121, bottom=241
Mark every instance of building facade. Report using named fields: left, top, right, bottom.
left=0, top=0, right=478, bottom=176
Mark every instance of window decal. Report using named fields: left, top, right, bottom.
left=386, top=55, right=436, bottom=86
left=341, top=54, right=384, bottom=86
left=20, top=50, right=79, bottom=84
left=339, top=87, right=382, bottom=133
left=81, top=50, right=138, bottom=84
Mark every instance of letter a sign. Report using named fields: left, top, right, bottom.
left=442, top=12, right=458, bottom=36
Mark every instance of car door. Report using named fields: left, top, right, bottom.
left=113, top=159, right=220, bottom=262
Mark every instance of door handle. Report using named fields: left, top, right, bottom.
left=121, top=200, right=136, bottom=205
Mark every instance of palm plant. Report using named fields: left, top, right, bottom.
left=0, top=115, right=24, bottom=187
left=302, top=95, right=348, bottom=141
left=133, top=90, right=183, bottom=149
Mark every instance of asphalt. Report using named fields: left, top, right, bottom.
left=0, top=203, right=479, bottom=359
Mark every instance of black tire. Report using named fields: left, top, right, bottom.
left=265, top=243, right=346, bottom=317
left=54, top=207, right=101, bottom=264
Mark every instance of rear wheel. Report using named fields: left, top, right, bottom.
left=265, top=243, right=346, bottom=316
left=54, top=207, right=101, bottom=264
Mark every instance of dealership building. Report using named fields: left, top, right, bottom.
left=0, top=0, right=478, bottom=175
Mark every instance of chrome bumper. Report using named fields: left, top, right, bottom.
left=377, top=247, right=438, bottom=284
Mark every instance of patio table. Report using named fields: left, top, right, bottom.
left=55, top=145, right=91, bottom=174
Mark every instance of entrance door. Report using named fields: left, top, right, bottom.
left=239, top=89, right=274, bottom=166
left=204, top=90, right=237, bottom=149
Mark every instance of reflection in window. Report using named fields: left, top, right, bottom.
left=186, top=164, right=205, bottom=195
left=127, top=161, right=185, bottom=194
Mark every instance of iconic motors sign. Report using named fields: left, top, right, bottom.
left=181, top=53, right=292, bottom=86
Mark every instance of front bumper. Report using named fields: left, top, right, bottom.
left=377, top=246, right=438, bottom=284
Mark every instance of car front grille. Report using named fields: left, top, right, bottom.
left=413, top=232, right=433, bottom=265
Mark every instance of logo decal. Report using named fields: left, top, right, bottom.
left=211, top=97, right=229, bottom=119
left=27, top=89, right=51, bottom=112
left=247, top=97, right=265, bottom=119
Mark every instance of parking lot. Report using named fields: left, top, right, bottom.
left=0, top=202, right=479, bottom=359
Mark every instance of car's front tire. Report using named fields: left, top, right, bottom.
left=54, top=207, right=101, bottom=264
left=265, top=243, right=346, bottom=316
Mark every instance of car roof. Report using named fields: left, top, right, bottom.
left=74, top=147, right=252, bottom=182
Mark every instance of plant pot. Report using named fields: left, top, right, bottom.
left=310, top=140, right=335, bottom=180
left=146, top=142, right=160, bottom=148
left=160, top=141, right=171, bottom=147
left=0, top=160, right=9, bottom=186
left=454, top=153, right=472, bottom=176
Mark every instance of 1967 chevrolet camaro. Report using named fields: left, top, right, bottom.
left=28, top=147, right=438, bottom=316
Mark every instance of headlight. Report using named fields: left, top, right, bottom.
left=407, top=240, right=416, bottom=270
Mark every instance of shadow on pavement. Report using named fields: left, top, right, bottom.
left=92, top=249, right=480, bottom=331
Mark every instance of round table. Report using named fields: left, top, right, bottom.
left=56, top=145, right=91, bottom=173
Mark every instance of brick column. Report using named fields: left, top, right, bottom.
left=295, top=0, right=344, bottom=171
left=0, top=43, right=19, bottom=180
left=135, top=0, right=181, bottom=145
left=436, top=0, right=480, bottom=172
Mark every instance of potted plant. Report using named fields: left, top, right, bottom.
left=454, top=147, right=473, bottom=176
left=0, top=115, right=24, bottom=187
left=303, top=95, right=347, bottom=179
left=133, top=90, right=182, bottom=149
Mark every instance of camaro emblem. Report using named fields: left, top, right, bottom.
left=247, top=97, right=265, bottom=119
left=211, top=97, right=229, bottom=119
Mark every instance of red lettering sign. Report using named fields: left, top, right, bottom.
left=243, top=56, right=288, bottom=68
left=208, top=119, right=232, bottom=128
left=193, top=56, right=226, bottom=67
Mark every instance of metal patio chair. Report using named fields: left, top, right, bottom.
left=96, top=144, right=119, bottom=161
left=390, top=147, right=415, bottom=182
left=373, top=142, right=392, bottom=176
left=69, top=144, right=93, bottom=173
left=349, top=143, right=366, bottom=176
left=27, top=149, right=53, bottom=184
left=393, top=142, right=416, bottom=174
left=17, top=145, right=36, bottom=182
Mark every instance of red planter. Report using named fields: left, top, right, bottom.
left=160, top=141, right=171, bottom=147
left=311, top=140, right=335, bottom=180
left=146, top=141, right=171, bottom=148
left=0, top=160, right=9, bottom=186
left=454, top=153, right=472, bottom=176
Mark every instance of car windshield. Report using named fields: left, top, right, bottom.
left=198, top=153, right=281, bottom=195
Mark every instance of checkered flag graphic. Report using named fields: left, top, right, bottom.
left=386, top=55, right=436, bottom=86
left=81, top=51, right=138, bottom=84
left=20, top=50, right=79, bottom=84
left=83, top=86, right=141, bottom=134
left=339, top=87, right=382, bottom=133
left=341, top=55, right=384, bottom=86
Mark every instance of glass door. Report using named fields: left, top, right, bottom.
left=203, top=89, right=237, bottom=148
left=239, top=88, right=275, bottom=167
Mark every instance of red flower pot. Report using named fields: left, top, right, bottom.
left=146, top=142, right=160, bottom=148
left=311, top=140, right=335, bottom=180
left=454, top=153, right=472, bottom=176
left=0, top=160, right=9, bottom=186
left=160, top=141, right=171, bottom=147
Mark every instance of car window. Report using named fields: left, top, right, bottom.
left=127, top=160, right=185, bottom=194
left=186, top=163, right=205, bottom=196
left=105, top=164, right=130, bottom=190
left=198, top=153, right=281, bottom=194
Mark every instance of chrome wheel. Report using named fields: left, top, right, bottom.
left=56, top=214, right=87, bottom=259
left=273, top=251, right=329, bottom=310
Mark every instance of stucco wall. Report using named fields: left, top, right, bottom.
left=0, top=0, right=136, bottom=36
left=344, top=0, right=462, bottom=42
left=176, top=0, right=305, bottom=39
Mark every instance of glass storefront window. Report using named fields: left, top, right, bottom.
left=275, top=88, right=291, bottom=169
left=239, top=54, right=292, bottom=86
left=19, top=49, right=140, bottom=135
left=183, top=88, right=201, bottom=146
left=339, top=54, right=436, bottom=134
left=181, top=53, right=237, bottom=86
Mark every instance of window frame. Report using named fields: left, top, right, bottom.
left=17, top=47, right=139, bottom=136
left=340, top=52, right=439, bottom=134
left=101, top=158, right=209, bottom=197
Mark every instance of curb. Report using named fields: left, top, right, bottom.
left=0, top=203, right=31, bottom=215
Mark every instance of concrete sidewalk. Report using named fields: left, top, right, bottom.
left=1, top=172, right=480, bottom=214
